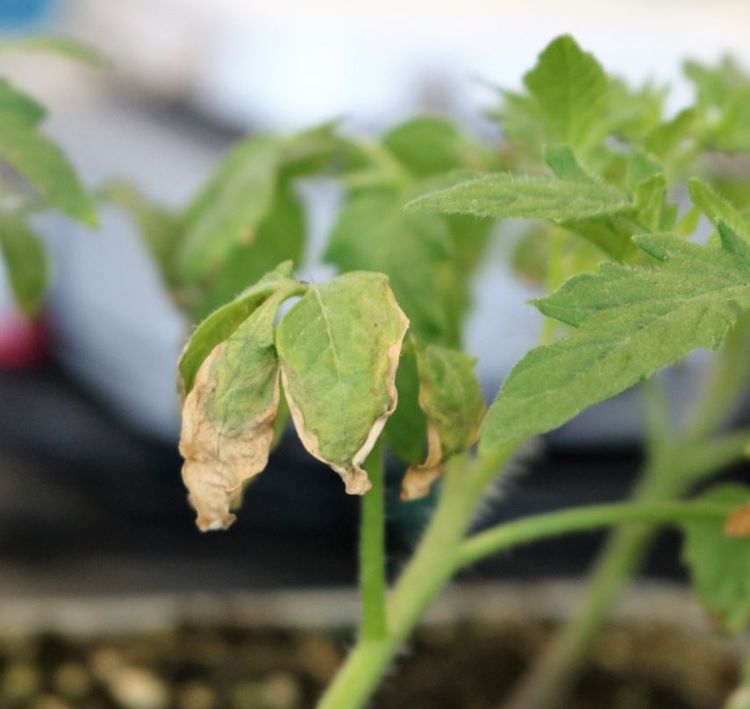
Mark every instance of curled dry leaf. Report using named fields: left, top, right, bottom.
left=401, top=342, right=485, bottom=500
left=276, top=272, right=409, bottom=494
left=179, top=293, right=286, bottom=531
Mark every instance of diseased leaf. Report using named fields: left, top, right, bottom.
left=276, top=272, right=409, bottom=494
left=523, top=35, right=609, bottom=151
left=407, top=173, right=630, bottom=223
left=481, top=229, right=750, bottom=454
left=325, top=190, right=456, bottom=344
left=689, top=178, right=750, bottom=241
left=178, top=262, right=300, bottom=397
left=179, top=290, right=289, bottom=531
left=0, top=78, right=45, bottom=124
left=193, top=179, right=305, bottom=321
left=0, top=112, right=96, bottom=225
left=401, top=341, right=485, bottom=500
left=174, top=136, right=280, bottom=284
left=681, top=484, right=750, bottom=633
left=0, top=215, right=48, bottom=317
left=101, top=180, right=184, bottom=270
left=0, top=36, right=108, bottom=67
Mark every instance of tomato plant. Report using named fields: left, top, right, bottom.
left=4, top=33, right=750, bottom=709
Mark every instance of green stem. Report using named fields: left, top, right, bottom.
left=457, top=500, right=730, bottom=569
left=502, top=335, right=750, bottom=709
left=359, top=441, right=387, bottom=641
left=317, top=446, right=516, bottom=709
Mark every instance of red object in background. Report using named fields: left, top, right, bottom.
left=0, top=310, right=50, bottom=369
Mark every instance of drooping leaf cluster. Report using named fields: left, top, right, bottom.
left=168, top=33, right=750, bottom=526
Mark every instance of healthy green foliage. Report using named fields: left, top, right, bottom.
left=407, top=172, right=630, bottom=223
left=0, top=215, right=48, bottom=316
left=0, top=112, right=96, bottom=226
left=193, top=180, right=305, bottom=320
left=175, top=136, right=280, bottom=284
left=481, top=228, right=750, bottom=454
left=522, top=35, right=609, bottom=152
left=681, top=484, right=750, bottom=633
left=689, top=177, right=750, bottom=240
left=276, top=271, right=408, bottom=494
left=0, top=78, right=45, bottom=124
left=325, top=190, right=457, bottom=344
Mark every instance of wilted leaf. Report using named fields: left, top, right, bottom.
left=0, top=112, right=96, bottom=225
left=276, top=272, right=409, bottom=494
left=681, top=484, right=750, bottom=633
left=178, top=262, right=300, bottom=397
left=0, top=215, right=48, bottom=317
left=384, top=345, right=427, bottom=465
left=401, top=341, right=485, bottom=500
left=481, top=228, right=750, bottom=455
left=179, top=290, right=289, bottom=531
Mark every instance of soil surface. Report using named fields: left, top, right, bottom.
left=0, top=619, right=739, bottom=709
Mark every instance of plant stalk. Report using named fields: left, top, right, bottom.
left=501, top=333, right=750, bottom=709
left=317, top=446, right=516, bottom=709
left=359, top=441, right=387, bottom=641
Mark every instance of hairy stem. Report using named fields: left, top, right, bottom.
left=360, top=440, right=387, bottom=641
left=502, top=335, right=750, bottom=709
left=317, top=446, right=515, bottom=709
left=457, top=500, right=730, bottom=568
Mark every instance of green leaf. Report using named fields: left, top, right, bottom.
left=543, top=144, right=596, bottom=183
left=0, top=36, right=108, bottom=67
left=0, top=78, right=45, bottom=124
left=179, top=290, right=289, bottom=531
left=178, top=262, right=300, bottom=397
left=101, top=180, right=184, bottom=270
left=689, top=178, right=750, bottom=241
left=276, top=272, right=409, bottom=494
left=401, top=341, right=485, bottom=500
left=481, top=230, right=750, bottom=454
left=192, top=179, right=305, bottom=321
left=407, top=173, right=630, bottom=223
left=681, top=484, right=750, bottom=633
left=174, top=136, right=280, bottom=284
left=325, top=190, right=456, bottom=344
left=0, top=112, right=96, bottom=225
left=523, top=35, right=608, bottom=151
left=384, top=345, right=427, bottom=465
left=0, top=215, right=48, bottom=317
left=633, top=175, right=677, bottom=232
left=383, top=117, right=483, bottom=177
left=644, top=109, right=696, bottom=160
